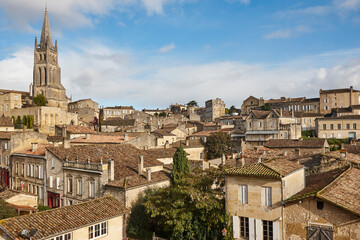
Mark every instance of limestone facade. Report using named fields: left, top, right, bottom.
left=205, top=98, right=226, bottom=122
left=320, top=86, right=360, bottom=114
left=68, top=98, right=99, bottom=124
left=316, top=115, right=360, bottom=139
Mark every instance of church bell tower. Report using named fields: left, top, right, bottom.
left=30, top=7, right=68, bottom=110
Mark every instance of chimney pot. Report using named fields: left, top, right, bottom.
left=31, top=142, right=38, bottom=152
left=138, top=155, right=144, bottom=175
left=146, top=168, right=152, bottom=181
left=108, top=159, right=114, bottom=181
left=124, top=134, right=128, bottom=141
left=185, top=140, right=189, bottom=147
left=63, top=138, right=70, bottom=149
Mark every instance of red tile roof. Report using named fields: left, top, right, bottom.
left=14, top=144, right=49, bottom=156
left=57, top=125, right=96, bottom=134
left=264, top=139, right=327, bottom=149
left=0, top=196, right=128, bottom=240
left=0, top=117, right=13, bottom=127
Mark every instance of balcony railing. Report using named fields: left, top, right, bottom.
left=63, top=161, right=102, bottom=172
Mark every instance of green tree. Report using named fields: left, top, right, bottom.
left=261, top=103, right=271, bottom=111
left=159, top=112, right=167, bottom=117
left=22, top=115, right=27, bottom=127
left=15, top=116, right=21, bottom=129
left=205, top=132, right=232, bottom=159
left=29, top=115, right=34, bottom=128
left=187, top=100, right=198, bottom=107
left=128, top=168, right=232, bottom=240
left=38, top=204, right=52, bottom=212
left=229, top=105, right=236, bottom=114
left=33, top=94, right=47, bottom=106
left=0, top=199, right=17, bottom=219
left=171, top=146, right=190, bottom=184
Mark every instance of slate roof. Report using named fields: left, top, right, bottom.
left=225, top=158, right=303, bottom=179
left=318, top=167, right=360, bottom=216
left=264, top=139, right=327, bottom=149
left=0, top=117, right=13, bottom=127
left=0, top=196, right=128, bottom=240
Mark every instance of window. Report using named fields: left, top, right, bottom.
left=347, top=124, right=350, bottom=129
left=16, top=162, right=18, bottom=175
left=52, top=157, right=55, bottom=168
left=338, top=124, right=341, bottom=129
left=323, top=133, right=327, bottom=138
left=317, top=201, right=324, bottom=210
left=30, top=165, right=34, bottom=177
left=27, top=164, right=30, bottom=176
left=323, top=124, right=326, bottom=130
left=330, top=124, right=334, bottom=130
left=249, top=122, right=252, bottom=128
left=49, top=176, right=53, bottom=188
left=354, top=123, right=357, bottom=129
left=307, top=224, right=333, bottom=240
left=22, top=163, right=24, bottom=176
left=263, top=220, right=273, bottom=240
left=200, top=152, right=203, bottom=159
left=38, top=166, right=43, bottom=179
left=68, top=178, right=73, bottom=193
left=259, top=122, right=262, bottom=128
left=262, top=187, right=272, bottom=207
left=40, top=187, right=44, bottom=200
left=77, top=179, right=82, bottom=195
left=89, top=182, right=95, bottom=198
left=49, top=233, right=72, bottom=240
left=238, top=185, right=248, bottom=204
left=56, top=177, right=60, bottom=189
left=240, top=217, right=249, bottom=238
left=89, top=222, right=107, bottom=239
left=4, top=142, right=8, bottom=150
left=0, top=156, right=2, bottom=164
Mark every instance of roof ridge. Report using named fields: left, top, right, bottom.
left=260, top=160, right=283, bottom=176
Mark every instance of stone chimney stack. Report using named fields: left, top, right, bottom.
left=146, top=168, right=152, bottom=182
left=185, top=139, right=189, bottom=147
left=164, top=141, right=170, bottom=149
left=31, top=142, right=38, bottom=152
left=124, top=134, right=129, bottom=141
left=63, top=138, right=70, bottom=149
left=86, top=134, right=90, bottom=139
left=108, top=159, right=114, bottom=181
left=62, top=126, right=67, bottom=138
left=138, top=155, right=144, bottom=175
left=340, top=148, right=347, bottom=159
left=280, top=108, right=283, bottom=117
left=241, top=157, right=245, bottom=166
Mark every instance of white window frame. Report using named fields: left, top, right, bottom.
left=89, top=221, right=107, bottom=240
left=49, top=232, right=72, bottom=240
left=56, top=177, right=60, bottom=190
left=89, top=181, right=95, bottom=198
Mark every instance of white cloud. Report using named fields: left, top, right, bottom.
left=142, top=0, right=167, bottom=15
left=264, top=25, right=312, bottom=39
left=159, top=43, right=176, bottom=53
left=225, top=0, right=250, bottom=4
left=1, top=44, right=360, bottom=108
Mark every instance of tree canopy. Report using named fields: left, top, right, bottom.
left=205, top=132, right=232, bottom=159
left=187, top=100, right=198, bottom=107
left=0, top=199, right=17, bottom=220
left=127, top=167, right=232, bottom=240
left=33, top=94, right=47, bottom=106
left=171, top=146, right=190, bottom=184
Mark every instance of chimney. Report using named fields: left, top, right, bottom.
left=108, top=159, right=114, bottom=181
left=62, top=126, right=67, bottom=138
left=295, top=148, right=300, bottom=157
left=340, top=148, right=347, bottom=159
left=221, top=154, right=226, bottom=165
left=164, top=141, right=170, bottom=149
left=185, top=140, right=189, bottom=147
left=138, top=155, right=144, bottom=175
left=291, top=110, right=294, bottom=117
left=63, top=138, right=70, bottom=149
left=280, top=109, right=283, bottom=117
left=241, top=158, right=245, bottom=166
left=86, top=134, right=90, bottom=139
left=124, top=134, right=129, bottom=141
left=31, top=142, right=38, bottom=152
left=350, top=86, right=353, bottom=106
left=146, top=168, right=152, bottom=181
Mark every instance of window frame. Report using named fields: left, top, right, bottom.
left=89, top=221, right=107, bottom=240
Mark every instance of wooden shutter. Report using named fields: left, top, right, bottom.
left=249, top=218, right=255, bottom=240
left=49, top=176, right=53, bottom=188
left=273, top=221, right=279, bottom=240
left=233, top=216, right=240, bottom=239
left=255, top=219, right=262, bottom=240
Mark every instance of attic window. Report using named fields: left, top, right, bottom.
left=317, top=201, right=324, bottom=210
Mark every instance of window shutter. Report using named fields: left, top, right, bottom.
left=244, top=185, right=248, bottom=204
left=56, top=177, right=60, bottom=189
left=232, top=216, right=240, bottom=239
left=249, top=218, right=255, bottom=240
left=261, top=187, right=266, bottom=206
left=273, top=221, right=279, bottom=240
left=49, top=176, right=53, bottom=188
left=268, top=187, right=272, bottom=207
left=255, top=219, right=261, bottom=240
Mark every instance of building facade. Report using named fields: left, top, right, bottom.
left=316, top=115, right=360, bottom=139
left=319, top=86, right=360, bottom=114
left=205, top=98, right=226, bottom=122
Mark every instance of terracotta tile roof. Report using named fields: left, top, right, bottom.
left=286, top=167, right=348, bottom=202
left=225, top=163, right=281, bottom=179
left=103, top=106, right=134, bottom=110
left=102, top=118, right=135, bottom=127
left=0, top=196, right=128, bottom=240
left=266, top=97, right=306, bottom=103
left=225, top=158, right=303, bottom=179
left=320, top=88, right=359, bottom=94
left=264, top=139, right=327, bottom=149
left=0, top=117, right=13, bottom=127
left=106, top=171, right=170, bottom=189
left=47, top=136, right=64, bottom=142
left=14, top=144, right=49, bottom=156
left=0, top=89, right=29, bottom=95
left=250, top=110, right=271, bottom=119
left=57, top=125, right=96, bottom=134
left=272, top=109, right=293, bottom=117
left=70, top=134, right=134, bottom=144
left=171, top=139, right=204, bottom=149
left=0, top=190, right=21, bottom=200
left=294, top=112, right=323, bottom=118
left=343, top=143, right=360, bottom=154
left=152, top=129, right=176, bottom=137
left=317, top=167, right=360, bottom=216
left=46, top=144, right=167, bottom=180
left=190, top=130, right=216, bottom=137
left=0, top=132, right=14, bottom=139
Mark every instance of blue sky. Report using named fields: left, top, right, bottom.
left=0, top=0, right=360, bottom=109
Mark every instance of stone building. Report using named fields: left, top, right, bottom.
left=284, top=167, right=360, bottom=240
left=316, top=115, right=360, bottom=139
left=0, top=116, right=14, bottom=132
left=100, top=106, right=135, bottom=120
left=245, top=109, right=301, bottom=146
left=0, top=196, right=129, bottom=240
left=68, top=98, right=99, bottom=125
left=205, top=98, right=226, bottom=122
left=320, top=86, right=360, bottom=114
left=43, top=144, right=172, bottom=208
left=266, top=97, right=320, bottom=114
left=100, top=118, right=136, bottom=132
left=55, top=124, right=96, bottom=139
left=225, top=158, right=305, bottom=240
left=0, top=90, right=30, bottom=116
left=264, top=139, right=330, bottom=155
left=11, top=144, right=47, bottom=206
left=241, top=96, right=265, bottom=115
left=29, top=8, right=69, bottom=110
left=294, top=112, right=323, bottom=131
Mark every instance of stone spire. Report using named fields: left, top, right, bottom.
left=40, top=7, right=53, bottom=49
